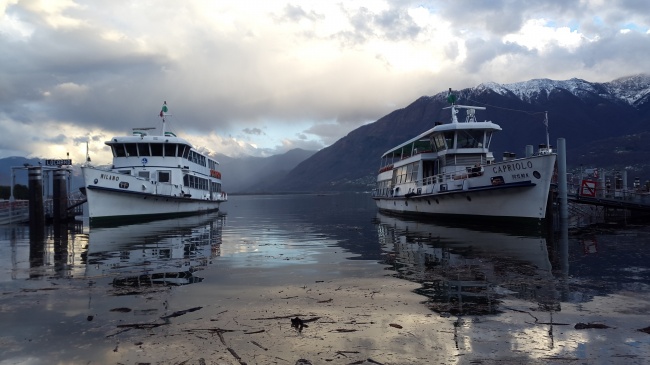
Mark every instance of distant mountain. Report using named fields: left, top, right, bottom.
left=0, top=157, right=47, bottom=186
left=266, top=74, right=650, bottom=192
left=215, top=148, right=316, bottom=193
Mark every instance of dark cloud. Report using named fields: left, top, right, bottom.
left=336, top=4, right=421, bottom=45
left=461, top=38, right=534, bottom=73
left=44, top=134, right=67, bottom=144
left=243, top=127, right=264, bottom=135
left=281, top=4, right=323, bottom=22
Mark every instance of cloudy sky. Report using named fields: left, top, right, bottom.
left=1, top=0, right=649, bottom=165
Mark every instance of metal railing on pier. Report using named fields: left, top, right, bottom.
left=0, top=200, right=30, bottom=225
left=0, top=191, right=86, bottom=225
left=567, top=182, right=650, bottom=212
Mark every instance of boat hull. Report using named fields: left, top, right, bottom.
left=373, top=154, right=556, bottom=221
left=82, top=167, right=221, bottom=225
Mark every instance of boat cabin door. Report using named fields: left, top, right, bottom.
left=422, top=160, right=439, bottom=184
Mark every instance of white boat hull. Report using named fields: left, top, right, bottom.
left=82, top=166, right=222, bottom=224
left=373, top=154, right=556, bottom=220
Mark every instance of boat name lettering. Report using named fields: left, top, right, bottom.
left=512, top=173, right=529, bottom=180
left=100, top=173, right=120, bottom=181
left=492, top=161, right=533, bottom=174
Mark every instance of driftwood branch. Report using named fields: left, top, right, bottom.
left=160, top=306, right=202, bottom=320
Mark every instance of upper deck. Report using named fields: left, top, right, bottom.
left=380, top=104, right=502, bottom=164
left=105, top=131, right=220, bottom=172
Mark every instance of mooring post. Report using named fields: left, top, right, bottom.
left=53, top=222, right=69, bottom=276
left=28, top=166, right=45, bottom=229
left=557, top=138, right=568, bottom=220
left=53, top=169, right=68, bottom=224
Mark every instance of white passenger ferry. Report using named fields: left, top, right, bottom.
left=372, top=90, right=556, bottom=221
left=81, top=102, right=227, bottom=224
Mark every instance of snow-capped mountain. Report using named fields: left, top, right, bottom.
left=478, top=74, right=650, bottom=107
left=604, top=74, right=650, bottom=107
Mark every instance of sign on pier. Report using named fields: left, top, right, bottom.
left=45, top=159, right=72, bottom=166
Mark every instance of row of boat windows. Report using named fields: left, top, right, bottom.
left=118, top=169, right=222, bottom=192
left=432, top=130, right=488, bottom=151
left=110, top=143, right=218, bottom=169
left=376, top=179, right=392, bottom=197
left=385, top=130, right=493, bottom=160
left=393, top=162, right=420, bottom=184
left=184, top=175, right=222, bottom=192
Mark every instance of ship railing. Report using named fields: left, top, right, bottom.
left=419, top=167, right=479, bottom=187
left=216, top=192, right=228, bottom=201
left=567, top=182, right=650, bottom=205
left=0, top=200, right=30, bottom=225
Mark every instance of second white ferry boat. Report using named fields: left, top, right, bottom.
left=372, top=89, right=556, bottom=221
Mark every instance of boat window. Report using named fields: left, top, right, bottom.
left=177, top=145, right=186, bottom=158
left=433, top=134, right=446, bottom=151
left=113, top=144, right=126, bottom=157
left=150, top=143, right=163, bottom=156
left=182, top=145, right=190, bottom=159
left=405, top=164, right=413, bottom=183
left=444, top=132, right=455, bottom=149
left=158, top=170, right=171, bottom=183
left=138, top=143, right=151, bottom=157
left=118, top=169, right=131, bottom=175
left=125, top=143, right=138, bottom=157
left=409, top=162, right=419, bottom=182
left=485, top=131, right=493, bottom=148
left=164, top=143, right=176, bottom=157
left=457, top=130, right=484, bottom=148
left=138, top=171, right=150, bottom=179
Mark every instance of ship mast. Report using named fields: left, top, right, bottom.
left=160, top=101, right=170, bottom=135
left=544, top=111, right=550, bottom=151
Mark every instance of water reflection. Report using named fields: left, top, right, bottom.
left=85, top=213, right=224, bottom=292
left=375, top=212, right=559, bottom=315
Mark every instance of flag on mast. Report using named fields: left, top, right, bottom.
left=160, top=101, right=170, bottom=117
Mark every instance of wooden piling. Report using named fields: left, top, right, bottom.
left=28, top=167, right=45, bottom=231
left=53, top=169, right=68, bottom=224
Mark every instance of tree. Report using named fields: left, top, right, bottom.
left=0, top=184, right=30, bottom=200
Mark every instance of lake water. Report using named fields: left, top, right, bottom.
left=1, top=193, right=649, bottom=364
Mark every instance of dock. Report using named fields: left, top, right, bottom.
left=1, top=165, right=85, bottom=225
left=562, top=170, right=650, bottom=227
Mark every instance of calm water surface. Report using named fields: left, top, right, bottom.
left=1, top=193, right=649, bottom=364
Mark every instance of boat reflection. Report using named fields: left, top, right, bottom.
left=376, top=212, right=558, bottom=315
left=84, top=212, right=224, bottom=293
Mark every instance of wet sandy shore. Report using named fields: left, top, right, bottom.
left=1, top=263, right=650, bottom=364
left=58, top=268, right=650, bottom=365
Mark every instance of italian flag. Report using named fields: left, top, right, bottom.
left=160, top=101, right=169, bottom=117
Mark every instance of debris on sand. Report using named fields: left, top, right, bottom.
left=574, top=322, right=612, bottom=330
